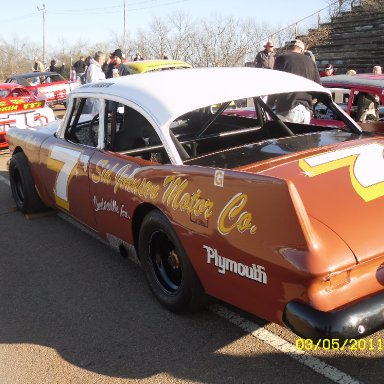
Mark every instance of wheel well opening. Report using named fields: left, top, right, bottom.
left=12, top=146, right=24, bottom=155
left=132, top=203, right=157, bottom=256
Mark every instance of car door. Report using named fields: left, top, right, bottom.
left=88, top=102, right=168, bottom=243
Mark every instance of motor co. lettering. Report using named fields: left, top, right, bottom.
left=162, top=176, right=258, bottom=235
left=162, top=175, right=213, bottom=220
left=91, top=159, right=159, bottom=199
left=203, top=245, right=267, bottom=284
left=217, top=192, right=257, bottom=235
left=88, top=160, right=258, bottom=236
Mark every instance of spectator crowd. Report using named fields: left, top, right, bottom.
left=32, top=41, right=382, bottom=89
left=254, top=39, right=382, bottom=78
left=31, top=49, right=150, bottom=85
left=29, top=40, right=382, bottom=125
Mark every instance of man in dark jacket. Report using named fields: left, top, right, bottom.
left=73, top=56, right=87, bottom=83
left=49, top=59, right=65, bottom=75
left=109, top=49, right=129, bottom=78
left=269, top=39, right=321, bottom=124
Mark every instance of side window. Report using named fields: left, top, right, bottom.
left=64, top=97, right=103, bottom=147
left=106, top=104, right=169, bottom=163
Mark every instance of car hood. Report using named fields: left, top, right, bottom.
left=31, top=119, right=61, bottom=133
left=188, top=131, right=384, bottom=263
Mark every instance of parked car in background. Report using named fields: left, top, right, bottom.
left=125, top=59, right=192, bottom=74
left=0, top=83, right=55, bottom=149
left=7, top=67, right=384, bottom=340
left=320, top=74, right=384, bottom=123
left=5, top=71, right=78, bottom=108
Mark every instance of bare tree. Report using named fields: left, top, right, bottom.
left=147, top=17, right=171, bottom=59
left=166, top=11, right=195, bottom=60
left=0, top=37, right=39, bottom=79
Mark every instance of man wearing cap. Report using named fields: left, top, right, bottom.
left=254, top=41, right=275, bottom=69
left=268, top=39, right=321, bottom=124
left=111, top=49, right=129, bottom=77
left=319, top=63, right=335, bottom=77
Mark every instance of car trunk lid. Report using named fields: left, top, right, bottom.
left=248, top=137, right=384, bottom=264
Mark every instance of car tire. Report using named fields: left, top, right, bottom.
left=138, top=210, right=205, bottom=313
left=9, top=152, right=48, bottom=214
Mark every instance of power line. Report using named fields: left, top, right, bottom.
left=126, top=0, right=189, bottom=12
left=0, top=13, right=36, bottom=24
left=48, top=0, right=189, bottom=16
left=41, top=0, right=156, bottom=15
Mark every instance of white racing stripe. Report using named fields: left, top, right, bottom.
left=210, top=304, right=362, bottom=384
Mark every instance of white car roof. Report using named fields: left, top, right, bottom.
left=74, top=67, right=329, bottom=127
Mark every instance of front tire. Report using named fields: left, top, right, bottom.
left=138, top=210, right=205, bottom=313
left=9, top=152, right=48, bottom=214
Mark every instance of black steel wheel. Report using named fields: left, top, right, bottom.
left=9, top=152, right=48, bottom=214
left=138, top=210, right=205, bottom=313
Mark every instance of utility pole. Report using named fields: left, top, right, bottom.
left=123, top=0, right=127, bottom=60
left=37, top=4, right=46, bottom=68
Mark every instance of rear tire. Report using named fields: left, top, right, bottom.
left=9, top=152, right=48, bottom=214
left=138, top=210, right=205, bottom=313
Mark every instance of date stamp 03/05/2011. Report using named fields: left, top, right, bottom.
left=296, top=338, right=384, bottom=352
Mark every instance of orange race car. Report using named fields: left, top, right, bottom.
left=0, top=83, right=55, bottom=149
left=7, top=67, right=384, bottom=340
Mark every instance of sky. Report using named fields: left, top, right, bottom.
left=0, top=0, right=334, bottom=50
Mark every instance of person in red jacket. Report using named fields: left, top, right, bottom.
left=319, top=63, right=335, bottom=77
